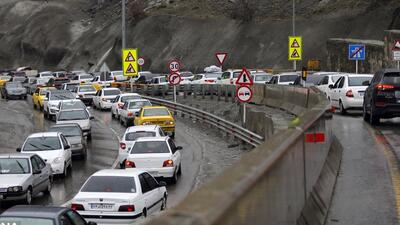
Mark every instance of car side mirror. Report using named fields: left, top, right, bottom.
left=328, top=84, right=334, bottom=89
left=87, top=222, right=97, bottom=225
left=135, top=112, right=140, bottom=117
left=90, top=115, right=94, bottom=120
left=159, top=181, right=167, bottom=187
left=362, top=80, right=370, bottom=86
left=86, top=106, right=91, bottom=109
left=65, top=145, right=71, bottom=150
left=176, top=146, right=183, bottom=150
left=33, top=169, right=42, bottom=175
left=16, top=147, right=21, bottom=152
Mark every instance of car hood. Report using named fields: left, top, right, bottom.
left=21, top=150, right=63, bottom=163
left=66, top=136, right=82, bottom=145
left=0, top=174, right=30, bottom=188
left=6, top=87, right=26, bottom=92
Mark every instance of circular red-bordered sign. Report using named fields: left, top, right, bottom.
left=236, top=86, right=253, bottom=103
left=168, top=59, right=181, bottom=73
left=168, top=73, right=182, bottom=85
left=138, top=57, right=145, bottom=66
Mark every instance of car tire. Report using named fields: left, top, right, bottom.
left=25, top=188, right=32, bottom=205
left=161, top=195, right=167, bottom=211
left=142, top=208, right=147, bottom=218
left=171, top=132, right=175, bottom=139
left=23, top=95, right=27, bottom=100
left=87, top=133, right=92, bottom=141
left=44, top=176, right=53, bottom=194
left=62, top=163, right=68, bottom=178
left=120, top=160, right=126, bottom=169
left=363, top=103, right=370, bottom=121
left=339, top=101, right=347, bottom=115
left=93, top=102, right=97, bottom=109
left=33, top=103, right=37, bottom=109
left=169, top=169, right=178, bottom=184
left=111, top=111, right=115, bottom=118
left=177, top=163, right=182, bottom=176
left=370, top=104, right=380, bottom=125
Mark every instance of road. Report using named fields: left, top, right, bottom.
left=0, top=96, right=244, bottom=210
left=327, top=112, right=400, bottom=225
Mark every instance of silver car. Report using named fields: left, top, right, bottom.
left=0, top=153, right=52, bottom=204
left=49, top=124, right=87, bottom=159
left=119, top=99, right=152, bottom=127
left=1, top=82, right=27, bottom=100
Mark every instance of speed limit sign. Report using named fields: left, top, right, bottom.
left=168, top=60, right=181, bottom=73
left=138, top=57, right=145, bottom=66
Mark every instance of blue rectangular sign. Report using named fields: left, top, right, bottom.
left=348, top=44, right=365, bottom=60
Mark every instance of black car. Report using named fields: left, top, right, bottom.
left=0, top=205, right=97, bottom=225
left=363, top=68, right=400, bottom=124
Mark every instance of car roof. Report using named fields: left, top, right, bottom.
left=103, top=88, right=120, bottom=91
left=0, top=153, right=36, bottom=158
left=126, top=125, right=159, bottom=133
left=28, top=132, right=59, bottom=138
left=312, top=72, right=340, bottom=76
left=126, top=99, right=149, bottom=103
left=142, top=106, right=167, bottom=110
left=1, top=205, right=68, bottom=218
left=135, top=136, right=169, bottom=142
left=50, top=123, right=81, bottom=128
left=92, top=169, right=146, bottom=177
left=344, top=73, right=373, bottom=77
left=120, top=93, right=140, bottom=96
left=276, top=72, right=299, bottom=76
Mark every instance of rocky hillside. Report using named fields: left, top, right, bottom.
left=0, top=0, right=399, bottom=72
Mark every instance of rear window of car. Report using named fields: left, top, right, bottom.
left=131, top=141, right=170, bottom=154
left=125, top=131, right=156, bottom=141
left=54, top=79, right=68, bottom=84
left=61, top=101, right=86, bottom=110
left=306, top=75, right=324, bottom=85
left=255, top=75, right=272, bottom=82
left=23, top=137, right=61, bottom=151
left=348, top=76, right=372, bottom=86
left=80, top=75, right=93, bottom=79
left=49, top=126, right=81, bottom=137
left=0, top=158, right=30, bottom=174
left=383, top=72, right=400, bottom=84
left=104, top=89, right=121, bottom=96
left=0, top=217, right=54, bottom=225
left=279, top=75, right=298, bottom=82
left=58, top=110, right=88, bottom=121
left=12, top=77, right=25, bottom=82
left=233, top=72, right=241, bottom=78
left=79, top=86, right=96, bottom=92
left=129, top=101, right=151, bottom=109
left=143, top=108, right=170, bottom=117
left=81, top=176, right=136, bottom=193
left=49, top=92, right=75, bottom=100
left=121, top=95, right=141, bottom=102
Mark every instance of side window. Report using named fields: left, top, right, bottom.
left=60, top=213, right=73, bottom=225
left=158, top=128, right=166, bottom=136
left=168, top=139, right=177, bottom=154
left=65, top=210, right=86, bottom=225
left=338, top=77, right=345, bottom=88
left=139, top=174, right=150, bottom=193
left=123, top=102, right=128, bottom=110
left=143, top=173, right=158, bottom=190
left=221, top=72, right=230, bottom=79
left=34, top=155, right=46, bottom=169
left=115, top=96, right=120, bottom=102
left=321, top=76, right=329, bottom=85
left=31, top=157, right=40, bottom=173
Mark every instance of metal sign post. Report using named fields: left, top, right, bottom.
left=243, top=103, right=246, bottom=127
left=356, top=60, right=358, bottom=74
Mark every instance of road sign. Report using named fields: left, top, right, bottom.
left=236, top=68, right=253, bottom=86
left=236, top=86, right=253, bottom=103
left=168, top=73, right=182, bottom=85
left=348, top=44, right=365, bottom=60
left=122, top=49, right=138, bottom=76
left=215, top=52, right=228, bottom=65
left=289, top=36, right=302, bottom=61
left=138, top=57, right=145, bottom=66
left=168, top=60, right=181, bottom=73
left=393, top=40, right=400, bottom=61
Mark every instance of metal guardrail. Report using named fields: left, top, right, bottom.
left=142, top=96, right=264, bottom=147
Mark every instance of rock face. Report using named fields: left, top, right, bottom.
left=0, top=0, right=399, bottom=72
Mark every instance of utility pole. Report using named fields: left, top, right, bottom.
left=122, top=0, right=126, bottom=49
left=292, top=0, right=296, bottom=72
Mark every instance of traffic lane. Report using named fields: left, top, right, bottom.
left=90, top=109, right=244, bottom=207
left=374, top=117, right=400, bottom=155
left=326, top=114, right=398, bottom=225
left=0, top=97, right=118, bottom=208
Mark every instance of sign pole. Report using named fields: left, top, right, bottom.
left=397, top=61, right=400, bottom=69
left=356, top=60, right=358, bottom=74
left=173, top=85, right=177, bottom=103
left=243, top=103, right=246, bottom=127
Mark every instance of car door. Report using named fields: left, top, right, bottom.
left=138, top=173, right=152, bottom=213
left=318, top=76, right=329, bottom=95
left=60, top=134, right=72, bottom=167
left=330, top=77, right=343, bottom=107
left=168, top=138, right=180, bottom=169
left=121, top=102, right=129, bottom=120
left=336, top=76, right=347, bottom=103
left=134, top=108, right=143, bottom=125
left=65, top=210, right=87, bottom=225
left=34, top=155, right=50, bottom=188
left=112, top=96, right=120, bottom=113
left=94, top=90, right=101, bottom=105
left=30, top=156, right=43, bottom=195
left=142, top=172, right=162, bottom=214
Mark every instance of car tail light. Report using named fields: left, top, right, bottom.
left=375, top=102, right=387, bottom=107
left=345, top=90, right=354, bottom=97
left=163, top=159, right=174, bottom=167
left=120, top=142, right=126, bottom=150
left=118, top=103, right=124, bottom=109
left=119, top=205, right=135, bottom=212
left=125, top=160, right=135, bottom=168
left=127, top=112, right=133, bottom=117
left=71, top=204, right=85, bottom=211
left=376, top=84, right=394, bottom=90
left=230, top=79, right=234, bottom=84
left=205, top=80, right=215, bottom=83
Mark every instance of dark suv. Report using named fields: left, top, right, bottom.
left=363, top=68, right=400, bottom=124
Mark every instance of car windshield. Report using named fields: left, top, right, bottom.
left=54, top=79, right=68, bottom=84
left=112, top=71, right=123, bottom=76
left=129, top=101, right=151, bottom=109
left=81, top=176, right=136, bottom=193
left=80, top=75, right=93, bottom=79
left=79, top=86, right=96, bottom=92
left=279, top=75, right=298, bottom=82
left=23, top=137, right=61, bottom=151
left=41, top=73, right=53, bottom=77
left=49, top=126, right=81, bottom=137
left=104, top=89, right=121, bottom=96
left=58, top=110, right=88, bottom=121
left=255, top=75, right=272, bottom=82
left=12, top=77, right=25, bottom=82
left=306, top=75, right=324, bottom=85
left=125, top=131, right=156, bottom=141
left=233, top=72, right=241, bottom=78
left=180, top=72, right=193, bottom=77
left=61, top=101, right=85, bottom=110
left=349, top=76, right=372, bottom=86
left=0, top=76, right=11, bottom=80
left=49, top=92, right=75, bottom=100
left=65, top=84, right=78, bottom=91
left=130, top=141, right=170, bottom=154
left=383, top=73, right=400, bottom=84
left=121, top=95, right=141, bottom=102
left=192, top=74, right=204, bottom=80
left=6, top=83, right=22, bottom=88
left=37, top=78, right=49, bottom=84
left=0, top=218, right=54, bottom=225
left=143, top=108, right=170, bottom=117
left=0, top=158, right=30, bottom=174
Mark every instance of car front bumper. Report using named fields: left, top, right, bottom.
left=50, top=162, right=65, bottom=175
left=0, top=190, right=27, bottom=201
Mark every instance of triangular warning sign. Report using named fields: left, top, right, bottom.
left=236, top=68, right=253, bottom=86
left=394, top=40, right=400, bottom=50
left=126, top=64, right=136, bottom=74
left=291, top=39, right=300, bottom=48
left=125, top=52, right=136, bottom=62
left=291, top=49, right=300, bottom=58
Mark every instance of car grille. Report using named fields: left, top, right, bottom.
left=0, top=188, right=7, bottom=193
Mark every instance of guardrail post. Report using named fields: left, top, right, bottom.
left=183, top=84, right=188, bottom=99
left=202, top=85, right=206, bottom=99
left=193, top=85, right=197, bottom=99
left=217, top=85, right=221, bottom=101
left=231, top=86, right=236, bottom=103
left=209, top=85, right=214, bottom=100
left=224, top=86, right=229, bottom=102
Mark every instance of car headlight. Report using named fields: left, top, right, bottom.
left=7, top=186, right=22, bottom=192
left=165, top=121, right=174, bottom=125
left=53, top=157, right=63, bottom=164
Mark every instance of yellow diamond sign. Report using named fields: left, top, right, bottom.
left=122, top=48, right=138, bottom=76
left=289, top=36, right=302, bottom=61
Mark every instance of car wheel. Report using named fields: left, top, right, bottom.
left=111, top=111, right=115, bottom=118
left=43, top=109, right=48, bottom=119
left=339, top=101, right=347, bottom=115
left=169, top=169, right=178, bottom=184
left=120, top=117, right=124, bottom=125
left=369, top=104, right=380, bottom=125
left=87, top=133, right=92, bottom=141
left=93, top=102, right=97, bottom=109
left=44, top=176, right=53, bottom=194
left=171, top=132, right=175, bottom=139
left=142, top=208, right=147, bottom=218
left=23, top=95, right=27, bottom=100
left=62, top=163, right=68, bottom=178
left=25, top=188, right=32, bottom=204
left=161, top=195, right=167, bottom=211
left=177, top=163, right=182, bottom=176
left=363, top=103, right=370, bottom=121
left=33, top=103, right=37, bottom=109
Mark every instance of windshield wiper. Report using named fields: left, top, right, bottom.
left=39, top=144, right=55, bottom=150
left=27, top=143, right=41, bottom=150
left=16, top=161, right=26, bottom=174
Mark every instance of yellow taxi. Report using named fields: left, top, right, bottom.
left=134, top=106, right=176, bottom=137
left=32, top=87, right=56, bottom=110
left=0, top=76, right=11, bottom=87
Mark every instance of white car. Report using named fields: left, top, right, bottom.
left=56, top=109, right=94, bottom=139
left=178, top=71, right=194, bottom=84
left=92, top=88, right=122, bottom=110
left=43, top=90, right=76, bottom=120
left=70, top=74, right=93, bottom=84
left=125, top=136, right=182, bottom=183
left=73, top=85, right=97, bottom=105
left=110, top=70, right=129, bottom=82
left=316, top=73, right=342, bottom=98
left=119, top=99, right=152, bottom=127
left=329, top=74, right=373, bottom=114
left=191, top=73, right=222, bottom=84
left=19, top=132, right=72, bottom=177
left=118, top=125, right=165, bottom=168
left=149, top=76, right=168, bottom=85
left=37, top=71, right=54, bottom=78
left=62, top=82, right=80, bottom=92
left=111, top=93, right=141, bottom=119
left=70, top=169, right=167, bottom=224
left=268, top=72, right=299, bottom=85
left=216, top=69, right=242, bottom=85
left=251, top=72, right=273, bottom=84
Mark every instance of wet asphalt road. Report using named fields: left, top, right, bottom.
left=327, top=111, right=400, bottom=225
left=0, top=95, right=244, bottom=211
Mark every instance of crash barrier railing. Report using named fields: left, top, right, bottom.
left=142, top=96, right=264, bottom=147
left=125, top=83, right=337, bottom=225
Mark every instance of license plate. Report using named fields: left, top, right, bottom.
left=359, top=91, right=364, bottom=97
left=90, top=203, right=114, bottom=210
left=396, top=91, right=400, bottom=98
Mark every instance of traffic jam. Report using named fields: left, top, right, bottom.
left=0, top=43, right=399, bottom=225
